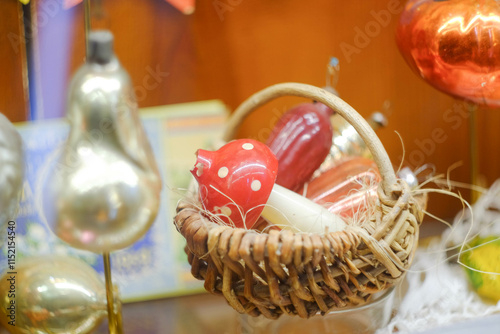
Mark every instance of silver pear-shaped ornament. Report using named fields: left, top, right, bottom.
left=0, top=113, right=23, bottom=247
left=44, top=31, right=161, bottom=252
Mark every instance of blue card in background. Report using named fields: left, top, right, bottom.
left=0, top=100, right=228, bottom=302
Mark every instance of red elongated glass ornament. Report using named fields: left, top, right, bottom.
left=266, top=103, right=333, bottom=192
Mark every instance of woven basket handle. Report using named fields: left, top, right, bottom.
left=222, top=82, right=397, bottom=194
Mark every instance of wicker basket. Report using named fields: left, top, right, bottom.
left=174, top=82, right=425, bottom=319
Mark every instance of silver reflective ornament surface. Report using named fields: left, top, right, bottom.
left=397, top=167, right=419, bottom=190
left=329, top=113, right=372, bottom=160
left=44, top=31, right=161, bottom=252
left=0, top=113, right=23, bottom=247
left=0, top=256, right=113, bottom=334
left=318, top=112, right=387, bottom=173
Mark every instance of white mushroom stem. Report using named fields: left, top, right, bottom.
left=261, top=184, right=347, bottom=233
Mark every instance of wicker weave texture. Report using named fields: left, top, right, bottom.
left=174, top=180, right=423, bottom=319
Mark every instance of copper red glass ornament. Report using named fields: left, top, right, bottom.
left=396, top=0, right=500, bottom=108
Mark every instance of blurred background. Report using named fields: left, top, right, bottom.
left=2, top=0, right=499, bottom=225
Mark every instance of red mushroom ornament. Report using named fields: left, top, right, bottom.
left=191, top=139, right=346, bottom=233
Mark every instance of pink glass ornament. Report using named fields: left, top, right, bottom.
left=300, top=157, right=381, bottom=217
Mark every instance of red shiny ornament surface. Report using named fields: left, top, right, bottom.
left=396, top=0, right=500, bottom=107
left=191, top=139, right=278, bottom=229
left=299, top=157, right=380, bottom=217
left=266, top=103, right=333, bottom=192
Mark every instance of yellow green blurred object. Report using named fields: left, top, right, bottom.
left=18, top=0, right=29, bottom=4
left=461, top=236, right=500, bottom=302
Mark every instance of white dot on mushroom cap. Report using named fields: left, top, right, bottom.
left=195, top=162, right=204, bottom=177
left=214, top=206, right=232, bottom=217
left=251, top=180, right=261, bottom=191
left=220, top=206, right=232, bottom=216
left=218, top=166, right=229, bottom=178
left=242, top=143, right=254, bottom=150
